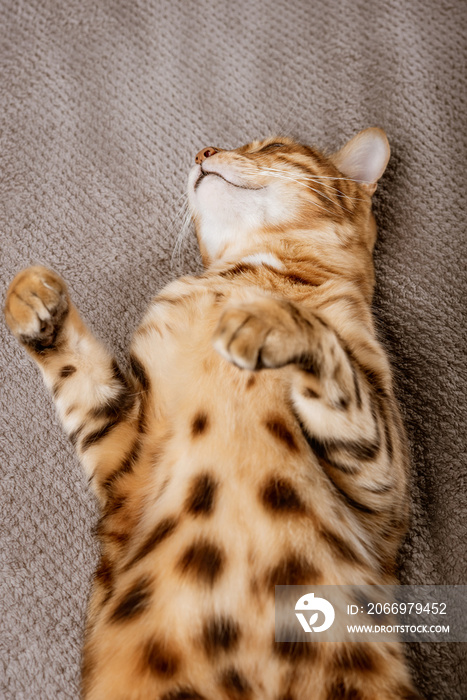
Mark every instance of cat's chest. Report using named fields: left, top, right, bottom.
left=133, top=280, right=259, bottom=402
left=132, top=280, right=229, bottom=396
left=130, top=278, right=296, bottom=453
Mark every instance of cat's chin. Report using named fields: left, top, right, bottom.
left=188, top=164, right=269, bottom=251
left=189, top=160, right=264, bottom=194
left=197, top=169, right=264, bottom=192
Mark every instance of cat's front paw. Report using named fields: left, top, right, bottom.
left=213, top=299, right=302, bottom=370
left=4, top=266, right=69, bottom=352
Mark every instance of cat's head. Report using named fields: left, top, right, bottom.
left=188, top=128, right=390, bottom=275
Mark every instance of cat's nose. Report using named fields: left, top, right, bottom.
left=195, top=147, right=220, bottom=165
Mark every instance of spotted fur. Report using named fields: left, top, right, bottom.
left=4, top=129, right=422, bottom=699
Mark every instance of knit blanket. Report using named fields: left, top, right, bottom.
left=1, top=1, right=465, bottom=697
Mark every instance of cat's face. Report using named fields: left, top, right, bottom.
left=188, top=130, right=390, bottom=266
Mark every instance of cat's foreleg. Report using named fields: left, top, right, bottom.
left=4, top=266, right=140, bottom=503
left=213, top=296, right=362, bottom=413
left=213, top=297, right=402, bottom=511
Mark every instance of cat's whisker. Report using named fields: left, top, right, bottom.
left=239, top=163, right=362, bottom=212
left=158, top=190, right=190, bottom=244
left=267, top=172, right=337, bottom=206
left=244, top=162, right=367, bottom=185
left=243, top=167, right=342, bottom=215
left=169, top=195, right=193, bottom=268
left=264, top=170, right=365, bottom=201
left=302, top=175, right=367, bottom=183
left=256, top=165, right=363, bottom=202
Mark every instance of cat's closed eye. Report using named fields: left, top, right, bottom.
left=258, top=142, right=284, bottom=153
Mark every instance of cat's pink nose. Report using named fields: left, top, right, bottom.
left=195, top=147, right=220, bottom=165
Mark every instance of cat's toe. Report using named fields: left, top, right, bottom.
left=4, top=266, right=69, bottom=351
left=213, top=306, right=269, bottom=370
left=213, top=300, right=303, bottom=371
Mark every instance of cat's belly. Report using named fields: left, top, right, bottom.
left=127, top=282, right=375, bottom=593
left=86, top=278, right=388, bottom=699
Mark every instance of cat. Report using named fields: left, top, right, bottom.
left=4, top=128, right=422, bottom=699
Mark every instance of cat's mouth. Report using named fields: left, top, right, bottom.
left=194, top=166, right=265, bottom=192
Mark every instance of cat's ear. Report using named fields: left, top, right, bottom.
left=330, top=128, right=390, bottom=195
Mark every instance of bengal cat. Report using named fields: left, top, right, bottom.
left=4, top=128, right=422, bottom=699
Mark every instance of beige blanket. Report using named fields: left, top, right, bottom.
left=1, top=0, right=465, bottom=697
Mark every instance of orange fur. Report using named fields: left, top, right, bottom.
left=4, top=130, right=421, bottom=700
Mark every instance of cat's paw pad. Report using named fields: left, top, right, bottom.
left=4, top=266, right=69, bottom=351
left=213, top=300, right=299, bottom=370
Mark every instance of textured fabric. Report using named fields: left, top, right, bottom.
left=0, top=0, right=465, bottom=697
